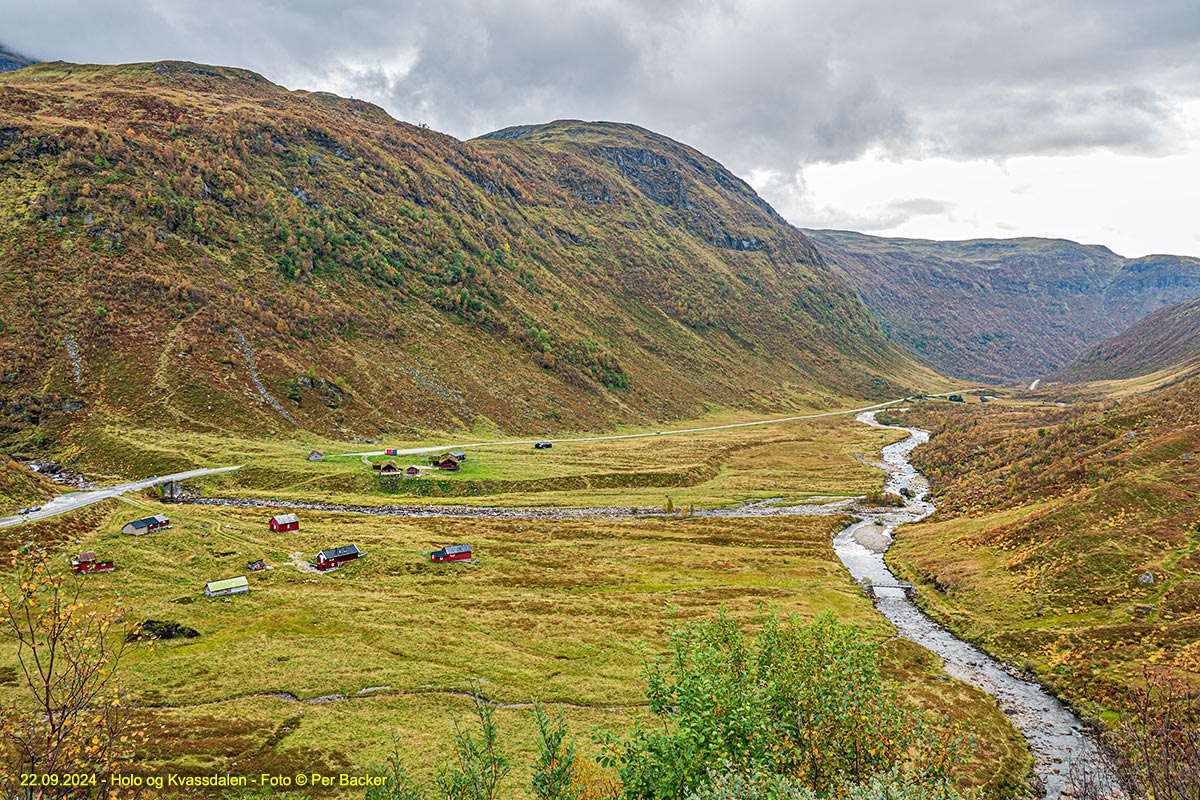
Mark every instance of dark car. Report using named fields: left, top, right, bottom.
left=534, top=441, right=553, bottom=449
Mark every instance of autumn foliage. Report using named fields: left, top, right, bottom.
left=0, top=547, right=143, bottom=798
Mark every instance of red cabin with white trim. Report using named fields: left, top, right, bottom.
left=269, top=513, right=299, bottom=532
left=315, top=544, right=363, bottom=571
left=431, top=544, right=472, bottom=563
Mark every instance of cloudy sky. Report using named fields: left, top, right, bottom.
left=6, top=1, right=1200, bottom=257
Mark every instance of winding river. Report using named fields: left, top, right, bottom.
left=841, top=412, right=1115, bottom=799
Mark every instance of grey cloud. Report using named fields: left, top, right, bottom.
left=4, top=1, right=1200, bottom=203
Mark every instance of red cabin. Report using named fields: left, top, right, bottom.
left=71, top=552, right=115, bottom=575
left=269, top=513, right=300, bottom=532
left=431, top=544, right=472, bottom=563
left=315, top=544, right=363, bottom=571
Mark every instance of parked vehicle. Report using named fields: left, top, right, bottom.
left=534, top=441, right=552, bottom=449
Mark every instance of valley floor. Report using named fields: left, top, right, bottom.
left=0, top=399, right=1043, bottom=798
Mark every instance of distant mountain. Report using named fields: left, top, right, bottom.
left=804, top=229, right=1200, bottom=382
left=1052, top=296, right=1200, bottom=383
left=0, top=61, right=934, bottom=457
left=0, top=44, right=36, bottom=73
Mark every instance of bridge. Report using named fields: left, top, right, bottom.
left=859, top=580, right=917, bottom=599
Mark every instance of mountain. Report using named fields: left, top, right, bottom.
left=1052, top=296, right=1200, bottom=383
left=804, top=229, right=1200, bottom=382
left=0, top=61, right=935, bottom=453
left=0, top=45, right=36, bottom=73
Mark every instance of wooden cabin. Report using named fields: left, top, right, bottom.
left=269, top=513, right=300, bottom=532
left=405, top=465, right=421, bottom=476
left=71, top=552, right=115, bottom=575
left=316, top=545, right=363, bottom=571
left=122, top=514, right=170, bottom=536
left=379, top=461, right=402, bottom=474
left=429, top=454, right=460, bottom=471
left=431, top=544, right=472, bottom=563
left=205, top=576, right=249, bottom=597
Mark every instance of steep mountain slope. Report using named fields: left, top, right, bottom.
left=805, top=229, right=1200, bottom=382
left=1053, top=296, right=1200, bottom=383
left=0, top=61, right=935, bottom=456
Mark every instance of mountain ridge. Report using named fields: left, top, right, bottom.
left=1052, top=295, right=1200, bottom=383
left=804, top=228, right=1200, bottom=382
left=0, top=60, right=935, bottom=458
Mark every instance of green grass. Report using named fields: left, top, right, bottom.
left=0, top=403, right=1037, bottom=797
left=73, top=411, right=907, bottom=511
left=0, top=453, right=1027, bottom=796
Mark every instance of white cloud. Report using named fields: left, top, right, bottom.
left=780, top=102, right=1200, bottom=257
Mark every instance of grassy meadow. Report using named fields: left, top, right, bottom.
left=59, top=408, right=912, bottom=510
left=0, top=409, right=1032, bottom=797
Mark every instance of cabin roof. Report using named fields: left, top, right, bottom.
left=127, top=513, right=169, bottom=529
left=205, top=576, right=249, bottom=591
left=271, top=513, right=299, bottom=525
left=318, top=544, right=361, bottom=560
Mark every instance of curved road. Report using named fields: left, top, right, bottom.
left=0, top=466, right=243, bottom=529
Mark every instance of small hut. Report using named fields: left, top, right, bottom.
left=315, top=545, right=364, bottom=571
left=269, top=513, right=299, bottom=532
left=431, top=544, right=473, bottom=563
left=204, top=576, right=249, bottom=597
left=71, top=552, right=115, bottom=574
left=122, top=514, right=170, bottom=536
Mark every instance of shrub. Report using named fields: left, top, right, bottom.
left=599, top=611, right=963, bottom=800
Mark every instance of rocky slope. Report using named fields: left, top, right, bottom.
left=1053, top=296, right=1200, bottom=383
left=805, top=229, right=1200, bottom=382
left=0, top=61, right=935, bottom=457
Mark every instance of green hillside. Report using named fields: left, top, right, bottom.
left=1053, top=296, right=1200, bottom=383
left=0, top=62, right=938, bottom=461
left=805, top=229, right=1200, bottom=382
left=887, top=383, right=1200, bottom=716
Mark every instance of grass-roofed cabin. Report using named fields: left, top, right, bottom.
left=429, top=454, right=460, bottom=471
left=204, top=576, right=249, bottom=597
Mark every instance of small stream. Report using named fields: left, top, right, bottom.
left=838, top=411, right=1115, bottom=799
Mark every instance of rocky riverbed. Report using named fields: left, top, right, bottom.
left=837, top=411, right=1117, bottom=799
